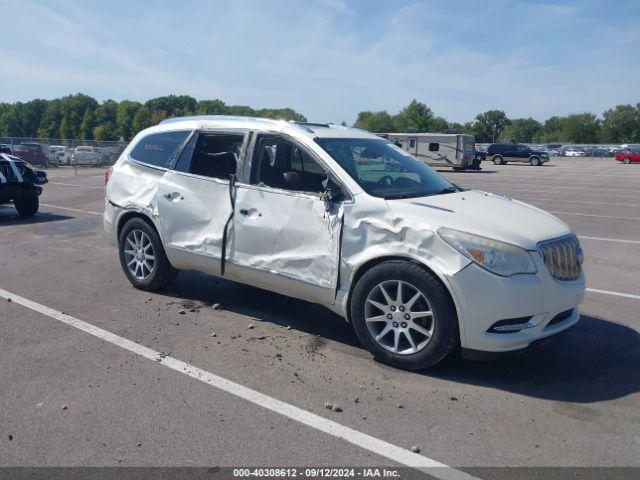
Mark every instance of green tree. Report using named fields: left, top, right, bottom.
left=393, top=100, right=434, bottom=132
left=132, top=106, right=152, bottom=134
left=354, top=111, right=395, bottom=132
left=430, top=116, right=449, bottom=133
left=600, top=104, right=640, bottom=143
left=196, top=99, right=227, bottom=115
left=0, top=105, right=23, bottom=137
left=37, top=100, right=62, bottom=138
left=59, top=93, right=98, bottom=139
left=79, top=108, right=95, bottom=140
left=474, top=110, right=510, bottom=143
left=500, top=117, right=542, bottom=143
left=116, top=100, right=141, bottom=140
left=561, top=113, right=600, bottom=143
left=145, top=95, right=197, bottom=117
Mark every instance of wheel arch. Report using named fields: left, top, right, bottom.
left=343, top=254, right=465, bottom=345
left=116, top=209, right=163, bottom=243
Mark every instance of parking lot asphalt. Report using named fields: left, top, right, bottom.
left=1, top=157, right=638, bottom=475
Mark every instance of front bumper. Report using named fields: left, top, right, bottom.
left=447, top=255, right=585, bottom=353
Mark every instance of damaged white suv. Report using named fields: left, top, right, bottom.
left=104, top=116, right=585, bottom=370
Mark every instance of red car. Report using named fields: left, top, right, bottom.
left=13, top=143, right=49, bottom=166
left=616, top=148, right=640, bottom=164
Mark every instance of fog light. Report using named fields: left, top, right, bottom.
left=488, top=316, right=542, bottom=334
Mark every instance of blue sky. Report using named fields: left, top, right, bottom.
left=1, top=0, right=638, bottom=123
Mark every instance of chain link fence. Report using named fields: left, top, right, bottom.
left=0, top=137, right=129, bottom=170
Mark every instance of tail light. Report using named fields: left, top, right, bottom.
left=105, top=167, right=112, bottom=185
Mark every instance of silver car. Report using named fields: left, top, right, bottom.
left=104, top=116, right=584, bottom=370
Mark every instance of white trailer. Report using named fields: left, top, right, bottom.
left=380, top=133, right=480, bottom=170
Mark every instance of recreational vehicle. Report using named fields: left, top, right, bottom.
left=381, top=133, right=479, bottom=170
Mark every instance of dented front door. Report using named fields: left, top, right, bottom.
left=228, top=185, right=343, bottom=305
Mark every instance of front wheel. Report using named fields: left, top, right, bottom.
left=530, top=156, right=541, bottom=166
left=492, top=156, right=503, bottom=165
left=623, top=157, right=631, bottom=164
left=350, top=260, right=459, bottom=370
left=14, top=195, right=39, bottom=218
left=118, top=217, right=177, bottom=291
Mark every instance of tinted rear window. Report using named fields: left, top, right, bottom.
left=130, top=130, right=190, bottom=168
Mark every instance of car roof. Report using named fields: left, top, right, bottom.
left=154, top=115, right=379, bottom=140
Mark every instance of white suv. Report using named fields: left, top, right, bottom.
left=104, top=116, right=585, bottom=370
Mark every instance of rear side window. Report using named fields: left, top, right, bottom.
left=130, top=130, right=190, bottom=168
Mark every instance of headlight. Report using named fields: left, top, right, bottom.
left=438, top=228, right=537, bottom=276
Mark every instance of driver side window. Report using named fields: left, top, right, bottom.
left=251, top=135, right=329, bottom=195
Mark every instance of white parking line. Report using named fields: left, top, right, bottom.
left=586, top=288, right=640, bottom=300
left=40, top=203, right=102, bottom=216
left=512, top=197, right=640, bottom=208
left=579, top=235, right=640, bottom=245
left=49, top=182, right=104, bottom=189
left=0, top=287, right=476, bottom=480
left=550, top=211, right=640, bottom=221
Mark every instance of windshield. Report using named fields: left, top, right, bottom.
left=315, top=138, right=455, bottom=199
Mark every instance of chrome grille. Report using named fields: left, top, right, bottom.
left=538, top=235, right=582, bottom=281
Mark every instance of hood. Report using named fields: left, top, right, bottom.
left=386, top=190, right=571, bottom=250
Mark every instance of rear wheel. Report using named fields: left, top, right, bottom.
left=350, top=260, right=459, bottom=370
left=492, top=155, right=503, bottom=165
left=623, top=157, right=631, bottom=164
left=118, top=217, right=177, bottom=291
left=14, top=195, right=39, bottom=218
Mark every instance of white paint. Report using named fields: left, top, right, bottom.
left=550, top=211, right=640, bottom=221
left=49, top=182, right=104, bottom=190
left=509, top=197, right=640, bottom=208
left=40, top=203, right=102, bottom=216
left=579, top=235, right=640, bottom=245
left=586, top=288, right=640, bottom=300
left=0, top=287, right=476, bottom=480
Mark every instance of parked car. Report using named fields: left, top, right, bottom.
left=104, top=116, right=585, bottom=370
left=0, top=152, right=48, bottom=217
left=486, top=143, right=550, bottom=166
left=48, top=145, right=73, bottom=165
left=615, top=148, right=640, bottom=164
left=72, top=146, right=108, bottom=166
left=564, top=148, right=586, bottom=157
left=13, top=143, right=49, bottom=166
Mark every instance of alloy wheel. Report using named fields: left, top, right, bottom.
left=364, top=280, right=435, bottom=355
left=124, top=229, right=155, bottom=280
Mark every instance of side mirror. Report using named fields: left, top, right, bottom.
left=429, top=142, right=439, bottom=152
left=321, top=176, right=345, bottom=203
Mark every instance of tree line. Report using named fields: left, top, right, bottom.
left=355, top=100, right=640, bottom=144
left=0, top=93, right=306, bottom=141
left=1, top=93, right=639, bottom=144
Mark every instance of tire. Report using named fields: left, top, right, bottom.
left=530, top=156, right=541, bottom=166
left=623, top=157, right=631, bottom=164
left=118, top=217, right=177, bottom=291
left=492, top=155, right=503, bottom=165
left=350, top=260, right=459, bottom=370
left=14, top=195, right=39, bottom=218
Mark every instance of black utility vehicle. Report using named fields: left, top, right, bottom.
left=486, top=143, right=549, bottom=166
left=0, top=152, right=48, bottom=218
